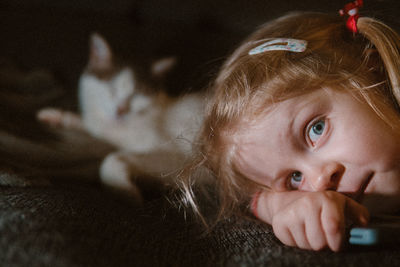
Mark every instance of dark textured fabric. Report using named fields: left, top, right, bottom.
left=0, top=184, right=206, bottom=267
left=0, top=184, right=399, bottom=267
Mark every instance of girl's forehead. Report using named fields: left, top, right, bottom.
left=239, top=89, right=331, bottom=129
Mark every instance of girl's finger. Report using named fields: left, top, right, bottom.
left=345, top=197, right=370, bottom=226
left=289, top=221, right=311, bottom=249
left=273, top=224, right=296, bottom=247
left=320, top=197, right=346, bottom=252
left=305, top=209, right=327, bottom=250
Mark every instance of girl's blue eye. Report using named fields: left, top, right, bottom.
left=289, top=171, right=303, bottom=190
left=307, top=119, right=325, bottom=145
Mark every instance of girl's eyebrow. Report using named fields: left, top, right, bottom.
left=268, top=117, right=298, bottom=185
left=268, top=110, right=307, bottom=186
left=289, top=103, right=311, bottom=150
left=271, top=169, right=288, bottom=186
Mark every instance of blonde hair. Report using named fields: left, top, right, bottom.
left=179, top=12, right=400, bottom=223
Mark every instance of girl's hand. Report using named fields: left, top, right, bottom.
left=256, top=190, right=369, bottom=251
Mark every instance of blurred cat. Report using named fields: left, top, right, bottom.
left=37, top=34, right=205, bottom=202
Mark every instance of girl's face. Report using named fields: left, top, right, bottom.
left=235, top=88, right=400, bottom=213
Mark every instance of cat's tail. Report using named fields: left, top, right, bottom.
left=0, top=126, right=115, bottom=186
left=0, top=62, right=115, bottom=186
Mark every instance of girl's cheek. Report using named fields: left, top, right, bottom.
left=271, top=180, right=288, bottom=192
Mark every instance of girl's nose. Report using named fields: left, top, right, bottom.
left=305, top=162, right=344, bottom=191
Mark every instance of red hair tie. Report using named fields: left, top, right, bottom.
left=339, top=0, right=363, bottom=33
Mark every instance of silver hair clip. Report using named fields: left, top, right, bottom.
left=248, top=38, right=307, bottom=55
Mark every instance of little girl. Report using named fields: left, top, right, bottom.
left=180, top=7, right=400, bottom=252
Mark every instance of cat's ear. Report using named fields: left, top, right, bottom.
left=87, top=33, right=113, bottom=73
left=151, top=57, right=177, bottom=78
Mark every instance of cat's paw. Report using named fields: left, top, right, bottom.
left=37, top=108, right=64, bottom=126
left=100, top=153, right=143, bottom=204
left=37, top=108, right=83, bottom=129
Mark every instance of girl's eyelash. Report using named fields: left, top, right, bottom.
left=304, top=116, right=327, bottom=147
left=285, top=171, right=303, bottom=190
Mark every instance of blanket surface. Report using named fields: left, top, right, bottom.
left=0, top=183, right=399, bottom=267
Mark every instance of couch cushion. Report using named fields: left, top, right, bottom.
left=0, top=184, right=399, bottom=266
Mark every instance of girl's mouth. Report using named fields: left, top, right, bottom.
left=354, top=172, right=374, bottom=202
left=342, top=173, right=374, bottom=202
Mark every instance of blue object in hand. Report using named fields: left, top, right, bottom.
left=349, top=215, right=400, bottom=246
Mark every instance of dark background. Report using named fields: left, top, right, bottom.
left=1, top=0, right=399, bottom=102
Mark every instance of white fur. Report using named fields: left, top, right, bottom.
left=38, top=34, right=205, bottom=201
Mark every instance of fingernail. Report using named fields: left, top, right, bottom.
left=360, top=215, right=368, bottom=225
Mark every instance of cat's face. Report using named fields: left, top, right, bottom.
left=79, top=33, right=175, bottom=119
left=104, top=67, right=136, bottom=117
left=79, top=33, right=143, bottom=118
left=79, top=66, right=143, bottom=119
